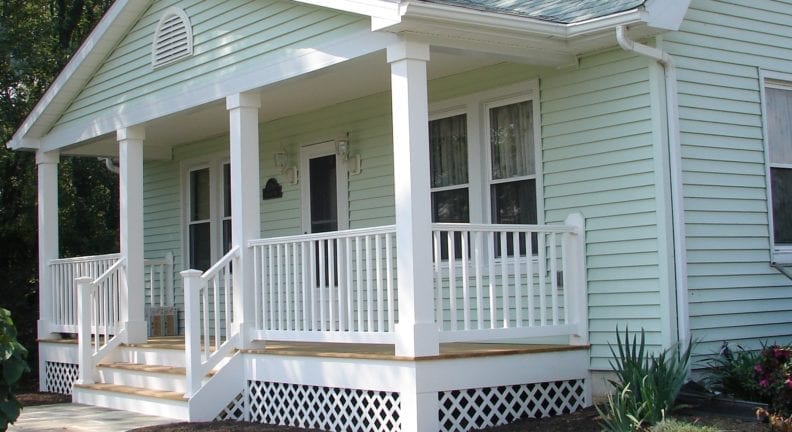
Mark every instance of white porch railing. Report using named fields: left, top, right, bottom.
left=249, top=226, right=398, bottom=344
left=49, top=253, right=175, bottom=334
left=50, top=253, right=121, bottom=333
left=145, top=252, right=174, bottom=307
left=75, top=257, right=126, bottom=384
left=432, top=214, right=587, bottom=344
left=182, top=246, right=240, bottom=397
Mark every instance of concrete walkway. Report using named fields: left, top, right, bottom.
left=8, top=404, right=175, bottom=432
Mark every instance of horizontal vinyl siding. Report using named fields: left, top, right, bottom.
left=541, top=49, right=665, bottom=369
left=666, top=0, right=792, bottom=359
left=57, top=0, right=366, bottom=130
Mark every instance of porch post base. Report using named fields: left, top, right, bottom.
left=234, top=322, right=265, bottom=350
left=122, top=320, right=148, bottom=343
left=37, top=319, right=60, bottom=340
left=395, top=322, right=439, bottom=358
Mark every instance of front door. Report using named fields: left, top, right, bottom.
left=301, top=141, right=348, bottom=234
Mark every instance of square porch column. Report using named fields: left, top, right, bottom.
left=387, top=39, right=439, bottom=358
left=227, top=92, right=261, bottom=348
left=36, top=149, right=59, bottom=343
left=118, top=126, right=147, bottom=343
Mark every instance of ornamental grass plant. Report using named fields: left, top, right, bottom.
left=598, top=327, right=693, bottom=432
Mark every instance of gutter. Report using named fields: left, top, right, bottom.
left=616, top=26, right=690, bottom=349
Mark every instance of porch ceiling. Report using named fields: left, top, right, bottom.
left=61, top=48, right=500, bottom=159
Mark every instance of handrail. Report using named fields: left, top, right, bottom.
left=50, top=252, right=121, bottom=265
left=93, top=257, right=126, bottom=285
left=248, top=225, right=396, bottom=246
left=201, top=246, right=240, bottom=280
left=432, top=222, right=577, bottom=234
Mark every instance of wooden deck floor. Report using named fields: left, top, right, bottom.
left=43, top=336, right=588, bottom=361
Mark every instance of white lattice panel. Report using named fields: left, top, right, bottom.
left=45, top=362, right=79, bottom=395
left=438, top=379, right=586, bottom=432
left=247, top=381, right=400, bottom=432
left=216, top=392, right=246, bottom=421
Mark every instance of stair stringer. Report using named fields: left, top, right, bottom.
left=187, top=352, right=245, bottom=421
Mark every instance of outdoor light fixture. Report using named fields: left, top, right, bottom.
left=336, top=136, right=361, bottom=175
left=273, top=150, right=298, bottom=185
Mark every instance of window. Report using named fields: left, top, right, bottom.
left=765, top=81, right=792, bottom=260
left=430, top=82, right=541, bottom=258
left=184, top=159, right=230, bottom=271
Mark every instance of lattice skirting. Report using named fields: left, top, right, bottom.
left=438, top=379, right=587, bottom=432
left=44, top=362, right=79, bottom=395
left=246, top=380, right=401, bottom=432
left=216, top=392, right=246, bottom=421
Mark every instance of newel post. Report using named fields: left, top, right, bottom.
left=76, top=276, right=94, bottom=385
left=564, top=213, right=588, bottom=346
left=182, top=269, right=202, bottom=398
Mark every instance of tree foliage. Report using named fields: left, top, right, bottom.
left=0, top=0, right=115, bottom=386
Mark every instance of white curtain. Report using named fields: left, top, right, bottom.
left=490, top=101, right=534, bottom=180
left=430, top=114, right=468, bottom=188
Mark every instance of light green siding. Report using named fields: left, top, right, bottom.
left=664, top=0, right=792, bottom=359
left=56, top=0, right=366, bottom=131
left=541, top=49, right=672, bottom=368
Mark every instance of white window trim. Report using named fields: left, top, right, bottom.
left=180, top=152, right=230, bottom=270
left=760, top=70, right=792, bottom=264
left=300, top=140, right=350, bottom=234
left=429, top=80, right=544, bottom=227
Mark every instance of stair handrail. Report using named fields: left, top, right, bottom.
left=182, top=246, right=241, bottom=398
left=75, top=256, right=127, bottom=385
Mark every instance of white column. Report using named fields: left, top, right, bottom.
left=118, top=126, right=147, bottom=343
left=36, top=150, right=60, bottom=340
left=227, top=92, right=261, bottom=348
left=387, top=38, right=439, bottom=357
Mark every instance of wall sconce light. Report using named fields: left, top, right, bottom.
left=273, top=150, right=299, bottom=185
left=336, top=137, right=361, bottom=176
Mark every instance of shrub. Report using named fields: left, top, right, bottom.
left=754, top=344, right=792, bottom=417
left=0, top=308, right=29, bottom=431
left=599, top=327, right=693, bottom=432
left=703, top=342, right=762, bottom=402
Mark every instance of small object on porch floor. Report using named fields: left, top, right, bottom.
left=148, top=306, right=178, bottom=337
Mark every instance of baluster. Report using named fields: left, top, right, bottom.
left=285, top=242, right=292, bottom=331
left=318, top=239, right=326, bottom=332
left=267, top=244, right=275, bottom=330
left=500, top=231, right=509, bottom=328
left=375, top=234, right=383, bottom=332
left=328, top=239, right=336, bottom=332
left=461, top=230, right=470, bottom=331
left=365, top=235, right=373, bottom=332
left=301, top=241, right=309, bottom=331
left=515, top=231, right=523, bottom=328
left=433, top=230, right=442, bottom=328
left=355, top=236, right=363, bottom=332
left=550, top=232, right=559, bottom=325
left=292, top=242, right=300, bottom=332
left=448, top=230, right=457, bottom=331
left=345, top=237, right=353, bottom=332
left=527, top=229, right=535, bottom=327
left=385, top=232, right=394, bottom=332
left=224, top=263, right=232, bottom=341
left=538, top=232, right=547, bottom=326
left=488, top=231, right=496, bottom=328
left=474, top=231, right=483, bottom=330
left=253, top=246, right=261, bottom=329
left=277, top=243, right=284, bottom=331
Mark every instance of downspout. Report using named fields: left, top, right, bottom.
left=616, top=25, right=690, bottom=349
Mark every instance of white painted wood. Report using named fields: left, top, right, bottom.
left=387, top=37, right=438, bottom=357
left=36, top=150, right=59, bottom=345
left=76, top=276, right=94, bottom=385
left=118, top=126, right=146, bottom=343
left=227, top=92, right=261, bottom=348
left=564, top=213, right=588, bottom=345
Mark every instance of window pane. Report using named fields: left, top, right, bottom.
left=310, top=155, right=337, bottom=233
left=491, top=179, right=536, bottom=225
left=189, top=222, right=211, bottom=271
left=767, top=87, right=792, bottom=165
left=772, top=167, right=792, bottom=244
left=490, top=101, right=534, bottom=180
left=190, top=168, right=210, bottom=222
left=223, top=163, right=231, bottom=218
left=431, top=188, right=469, bottom=223
left=430, top=114, right=468, bottom=188
left=222, top=219, right=232, bottom=255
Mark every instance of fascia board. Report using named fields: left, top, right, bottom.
left=5, top=0, right=153, bottom=150
left=292, top=0, right=401, bottom=21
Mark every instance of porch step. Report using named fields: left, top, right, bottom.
left=97, top=362, right=187, bottom=393
left=72, top=383, right=189, bottom=420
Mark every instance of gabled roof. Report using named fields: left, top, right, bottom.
left=419, top=0, right=645, bottom=24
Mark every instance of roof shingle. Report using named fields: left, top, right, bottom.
left=418, top=0, right=646, bottom=24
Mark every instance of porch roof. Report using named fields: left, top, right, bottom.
left=6, top=0, right=691, bottom=153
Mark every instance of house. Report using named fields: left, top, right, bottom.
left=8, top=0, right=792, bottom=430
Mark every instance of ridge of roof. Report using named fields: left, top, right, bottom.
left=417, top=0, right=646, bottom=24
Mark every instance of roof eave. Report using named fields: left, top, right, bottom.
left=6, top=0, right=152, bottom=151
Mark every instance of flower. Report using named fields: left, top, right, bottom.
left=786, top=378, right=792, bottom=390
left=760, top=379, right=770, bottom=388
left=756, top=364, right=764, bottom=374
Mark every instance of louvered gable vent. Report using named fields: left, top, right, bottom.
left=152, top=7, right=193, bottom=68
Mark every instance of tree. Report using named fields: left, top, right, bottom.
left=0, top=0, right=114, bottom=388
